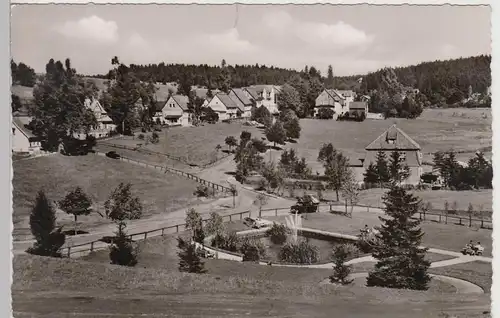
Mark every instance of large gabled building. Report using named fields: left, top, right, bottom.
left=353, top=124, right=423, bottom=185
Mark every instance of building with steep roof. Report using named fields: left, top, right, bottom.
left=243, top=85, right=281, bottom=115
left=12, top=116, right=42, bottom=154
left=74, top=97, right=116, bottom=139
left=229, top=88, right=253, bottom=118
left=314, top=88, right=354, bottom=118
left=162, top=94, right=192, bottom=126
left=354, top=124, right=423, bottom=185
left=205, top=92, right=244, bottom=121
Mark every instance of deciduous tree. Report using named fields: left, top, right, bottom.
left=58, top=187, right=93, bottom=235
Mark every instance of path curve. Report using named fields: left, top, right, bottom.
left=319, top=273, right=484, bottom=294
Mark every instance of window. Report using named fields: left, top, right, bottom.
left=12, top=128, right=15, bottom=135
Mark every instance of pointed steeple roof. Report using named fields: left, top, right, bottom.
left=365, top=124, right=421, bottom=151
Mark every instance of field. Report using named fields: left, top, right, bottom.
left=12, top=154, right=201, bottom=241
left=356, top=188, right=493, bottom=214
left=13, top=254, right=491, bottom=318
left=107, top=122, right=263, bottom=166
left=264, top=108, right=491, bottom=174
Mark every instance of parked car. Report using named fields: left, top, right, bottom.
left=243, top=217, right=256, bottom=228
left=290, top=194, right=320, bottom=214
left=106, top=151, right=120, bottom=159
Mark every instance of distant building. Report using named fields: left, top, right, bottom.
left=162, top=95, right=191, bottom=127
left=348, top=101, right=369, bottom=117
left=353, top=124, right=423, bottom=185
left=74, top=97, right=116, bottom=139
left=228, top=88, right=253, bottom=118
left=314, top=89, right=355, bottom=119
left=244, top=85, right=281, bottom=115
left=12, top=116, right=42, bottom=154
left=152, top=101, right=167, bottom=125
left=205, top=92, right=244, bottom=121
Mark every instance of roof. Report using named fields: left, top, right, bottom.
left=336, top=90, right=355, bottom=97
left=84, top=98, right=106, bottom=113
left=13, top=116, right=39, bottom=140
left=349, top=101, right=368, bottom=110
left=244, top=87, right=260, bottom=100
left=231, top=88, right=252, bottom=106
left=154, top=101, right=165, bottom=112
left=171, top=95, right=189, bottom=111
left=324, top=89, right=344, bottom=101
left=365, top=125, right=421, bottom=151
left=193, top=88, right=220, bottom=100
left=216, top=93, right=239, bottom=110
left=247, top=85, right=280, bottom=95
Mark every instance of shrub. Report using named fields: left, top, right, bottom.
left=150, top=132, right=160, bottom=144
left=177, top=237, right=206, bottom=273
left=138, top=134, right=145, bottom=140
left=317, top=107, right=335, bottom=119
left=279, top=239, right=319, bottom=264
left=193, top=185, right=211, bottom=197
left=109, top=226, right=138, bottom=267
left=211, top=231, right=239, bottom=252
left=240, top=237, right=266, bottom=262
left=329, top=244, right=354, bottom=285
left=266, top=223, right=289, bottom=245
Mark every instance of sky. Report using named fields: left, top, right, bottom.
left=11, top=4, right=491, bottom=76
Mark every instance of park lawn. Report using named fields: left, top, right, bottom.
left=429, top=261, right=492, bottom=293
left=14, top=255, right=492, bottom=318
left=272, top=108, right=491, bottom=174
left=12, top=154, right=200, bottom=241
left=357, top=188, right=493, bottom=215
left=266, top=212, right=492, bottom=257
left=108, top=122, right=263, bottom=166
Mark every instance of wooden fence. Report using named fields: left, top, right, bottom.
left=62, top=201, right=492, bottom=258
left=95, top=152, right=234, bottom=196
left=98, top=141, right=231, bottom=169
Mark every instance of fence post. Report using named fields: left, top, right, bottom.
left=229, top=214, right=232, bottom=222
left=176, top=225, right=179, bottom=233
left=275, top=208, right=278, bottom=216
left=240, top=213, right=243, bottom=220
left=469, top=214, right=472, bottom=227
left=161, top=228, right=165, bottom=236
left=67, top=247, right=71, bottom=257
left=481, top=218, right=484, bottom=229
left=90, top=242, right=94, bottom=253
left=439, top=212, right=442, bottom=223
left=144, top=232, right=148, bottom=240
left=329, top=204, right=332, bottom=212
left=458, top=218, right=462, bottom=226
left=445, top=211, right=448, bottom=224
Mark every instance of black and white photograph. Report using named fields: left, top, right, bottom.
left=9, top=3, right=494, bottom=317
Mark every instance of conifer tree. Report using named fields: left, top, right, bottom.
left=109, top=224, right=138, bottom=267
left=388, top=151, right=410, bottom=185
left=366, top=187, right=431, bottom=290
left=177, top=237, right=207, bottom=273
left=375, top=151, right=391, bottom=185
left=329, top=244, right=353, bottom=285
left=363, top=163, right=379, bottom=184
left=27, top=190, right=66, bottom=257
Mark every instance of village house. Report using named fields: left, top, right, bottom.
left=228, top=88, right=253, bottom=118
left=205, top=92, right=245, bottom=121
left=244, top=85, right=281, bottom=115
left=74, top=97, right=116, bottom=139
left=152, top=101, right=167, bottom=125
left=12, top=116, right=42, bottom=154
left=162, top=95, right=191, bottom=127
left=348, top=101, right=369, bottom=117
left=314, top=89, right=351, bottom=119
left=352, top=124, right=423, bottom=185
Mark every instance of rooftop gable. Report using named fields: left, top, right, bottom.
left=365, top=124, right=421, bottom=151
left=216, top=93, right=240, bottom=110
left=171, top=95, right=189, bottom=111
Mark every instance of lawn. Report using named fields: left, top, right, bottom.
left=107, top=122, right=263, bottom=166
left=357, top=188, right=493, bottom=214
left=267, top=108, right=491, bottom=174
left=429, top=261, right=492, bottom=293
left=13, top=255, right=491, bottom=318
left=266, top=212, right=492, bottom=257
left=12, top=154, right=200, bottom=241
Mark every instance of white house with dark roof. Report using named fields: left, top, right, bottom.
left=348, top=101, right=369, bottom=116
left=205, top=92, right=245, bottom=121
left=353, top=124, right=423, bottom=185
left=244, top=85, right=281, bottom=115
left=228, top=88, right=253, bottom=118
left=12, top=116, right=42, bottom=154
left=162, top=95, right=191, bottom=127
